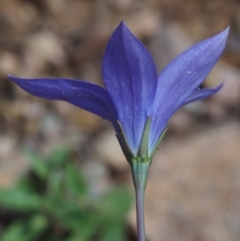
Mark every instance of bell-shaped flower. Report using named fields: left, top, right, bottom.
left=9, top=22, right=229, bottom=164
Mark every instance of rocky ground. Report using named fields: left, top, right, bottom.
left=0, top=0, right=240, bottom=240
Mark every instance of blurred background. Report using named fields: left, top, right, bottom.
left=0, top=0, right=240, bottom=240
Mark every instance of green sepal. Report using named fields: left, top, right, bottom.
left=137, top=117, right=151, bottom=159
left=116, top=119, right=167, bottom=190
left=116, top=120, right=135, bottom=162
left=149, top=127, right=168, bottom=159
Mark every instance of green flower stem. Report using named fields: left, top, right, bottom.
left=131, top=161, right=150, bottom=241
left=135, top=184, right=146, bottom=241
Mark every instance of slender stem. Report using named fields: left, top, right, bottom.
left=131, top=161, right=150, bottom=241
left=135, top=184, right=146, bottom=241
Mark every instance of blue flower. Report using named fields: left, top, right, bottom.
left=9, top=22, right=229, bottom=162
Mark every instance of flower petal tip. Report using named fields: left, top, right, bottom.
left=8, top=75, right=22, bottom=85
left=119, top=20, right=126, bottom=27
left=116, top=20, right=132, bottom=37
left=222, top=26, right=230, bottom=37
left=213, top=26, right=230, bottom=46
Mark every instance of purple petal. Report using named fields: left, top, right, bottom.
left=9, top=75, right=117, bottom=123
left=150, top=27, right=229, bottom=151
left=182, top=84, right=223, bottom=106
left=103, top=22, right=158, bottom=153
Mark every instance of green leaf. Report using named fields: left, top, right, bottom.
left=47, top=170, right=63, bottom=194
left=1, top=222, right=26, bottom=241
left=0, top=189, right=42, bottom=211
left=0, top=147, right=131, bottom=241
left=48, top=148, right=72, bottom=167
left=66, top=233, right=90, bottom=241
left=64, top=165, right=87, bottom=196
left=65, top=211, right=109, bottom=241
left=99, top=225, right=126, bottom=241
left=28, top=214, right=48, bottom=232
left=98, top=186, right=132, bottom=222
left=43, top=193, right=83, bottom=223
left=25, top=150, right=48, bottom=179
left=1, top=215, right=47, bottom=241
